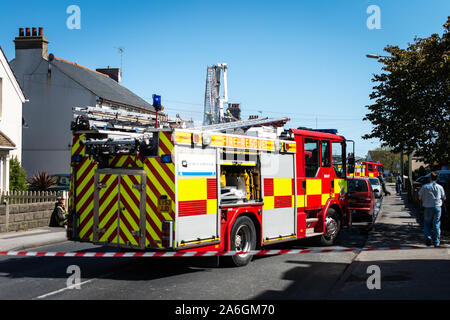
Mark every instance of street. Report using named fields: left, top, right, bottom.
left=0, top=224, right=369, bottom=300
left=1, top=189, right=449, bottom=302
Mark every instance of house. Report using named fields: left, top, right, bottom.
left=0, top=46, right=26, bottom=191
left=9, top=27, right=159, bottom=176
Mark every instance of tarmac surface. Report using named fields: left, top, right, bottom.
left=0, top=183, right=448, bottom=300
left=328, top=183, right=450, bottom=299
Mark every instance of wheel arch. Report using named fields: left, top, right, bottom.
left=226, top=207, right=262, bottom=250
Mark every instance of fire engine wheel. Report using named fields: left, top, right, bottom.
left=224, top=216, right=257, bottom=267
left=319, top=208, right=341, bottom=246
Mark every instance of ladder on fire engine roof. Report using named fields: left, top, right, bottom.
left=194, top=117, right=290, bottom=132
left=73, top=106, right=156, bottom=132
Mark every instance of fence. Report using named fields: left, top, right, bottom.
left=0, top=190, right=68, bottom=205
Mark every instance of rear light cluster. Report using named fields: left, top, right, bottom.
left=162, top=220, right=173, bottom=248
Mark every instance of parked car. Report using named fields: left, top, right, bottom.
left=48, top=174, right=70, bottom=192
left=368, top=177, right=383, bottom=199
left=347, top=177, right=378, bottom=223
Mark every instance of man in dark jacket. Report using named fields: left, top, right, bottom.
left=378, top=174, right=390, bottom=196
left=50, top=197, right=67, bottom=227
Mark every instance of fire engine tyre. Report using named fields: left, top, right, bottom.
left=319, top=208, right=341, bottom=246
left=224, top=216, right=257, bottom=267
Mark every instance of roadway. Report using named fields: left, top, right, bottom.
left=0, top=223, right=371, bottom=300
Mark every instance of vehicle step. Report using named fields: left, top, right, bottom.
left=306, top=218, right=319, bottom=228
left=306, top=232, right=323, bottom=238
left=305, top=227, right=322, bottom=238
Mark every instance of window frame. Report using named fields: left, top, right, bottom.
left=304, top=138, right=320, bottom=177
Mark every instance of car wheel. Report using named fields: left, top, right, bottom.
left=319, top=208, right=341, bottom=246
left=223, top=216, right=257, bottom=267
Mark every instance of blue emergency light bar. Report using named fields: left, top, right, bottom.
left=313, top=129, right=338, bottom=134
left=153, top=94, right=162, bottom=108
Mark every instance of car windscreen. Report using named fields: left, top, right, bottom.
left=348, top=179, right=368, bottom=193
left=369, top=178, right=380, bottom=185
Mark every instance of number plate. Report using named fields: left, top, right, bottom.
left=158, top=199, right=171, bottom=213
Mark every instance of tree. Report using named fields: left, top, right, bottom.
left=9, top=157, right=28, bottom=191
left=363, top=17, right=450, bottom=166
left=368, top=147, right=406, bottom=173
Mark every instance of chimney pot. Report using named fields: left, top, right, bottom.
left=25, top=28, right=31, bottom=36
left=39, top=27, right=43, bottom=36
left=19, top=28, right=24, bottom=37
left=32, top=27, right=37, bottom=36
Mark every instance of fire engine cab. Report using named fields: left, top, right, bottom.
left=67, top=107, right=354, bottom=266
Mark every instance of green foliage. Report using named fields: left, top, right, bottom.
left=28, top=172, right=56, bottom=191
left=369, top=148, right=406, bottom=173
left=363, top=17, right=450, bottom=166
left=9, top=157, right=28, bottom=191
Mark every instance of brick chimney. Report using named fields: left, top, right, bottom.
left=14, top=27, right=49, bottom=59
left=96, top=67, right=122, bottom=83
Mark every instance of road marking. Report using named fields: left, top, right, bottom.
left=35, top=279, right=94, bottom=299
left=35, top=270, right=118, bottom=300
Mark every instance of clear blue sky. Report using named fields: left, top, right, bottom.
left=1, top=0, right=448, bottom=157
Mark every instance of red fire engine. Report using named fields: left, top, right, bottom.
left=353, top=161, right=383, bottom=178
left=67, top=107, right=355, bottom=266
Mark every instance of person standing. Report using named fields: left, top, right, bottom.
left=418, top=172, right=446, bottom=247
left=50, top=197, right=68, bottom=228
left=396, top=173, right=402, bottom=195
left=378, top=174, right=390, bottom=196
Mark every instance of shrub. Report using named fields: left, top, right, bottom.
left=29, top=171, right=57, bottom=191
left=9, top=157, right=28, bottom=191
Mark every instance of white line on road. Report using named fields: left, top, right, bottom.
left=35, top=270, right=118, bottom=300
left=35, top=279, right=95, bottom=299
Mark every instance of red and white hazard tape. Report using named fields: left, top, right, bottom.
left=0, top=245, right=448, bottom=258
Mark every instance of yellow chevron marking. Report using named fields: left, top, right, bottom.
left=148, top=158, right=175, bottom=191
left=159, top=132, right=174, bottom=153
left=146, top=185, right=172, bottom=221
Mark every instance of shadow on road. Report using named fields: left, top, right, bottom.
left=0, top=223, right=370, bottom=283
left=326, top=258, right=450, bottom=300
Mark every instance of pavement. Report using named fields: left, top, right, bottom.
left=328, top=183, right=450, bottom=299
left=0, top=226, right=67, bottom=251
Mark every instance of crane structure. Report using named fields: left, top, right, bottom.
left=203, top=63, right=229, bottom=125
